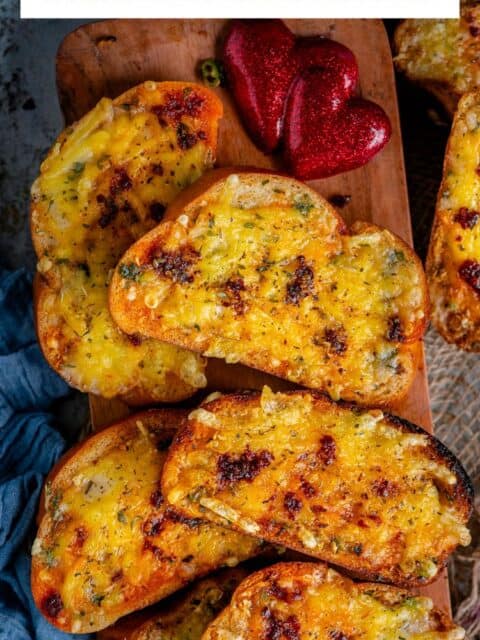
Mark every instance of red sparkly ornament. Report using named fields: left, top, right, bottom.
left=284, top=67, right=391, bottom=179
left=222, top=19, right=391, bottom=179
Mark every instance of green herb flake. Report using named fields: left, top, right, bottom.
left=117, top=510, right=127, bottom=524
left=200, top=59, right=225, bottom=88
left=244, top=222, right=255, bottom=229
left=293, top=195, right=314, bottom=216
left=387, top=249, right=406, bottom=266
left=91, top=594, right=105, bottom=607
left=118, top=262, right=141, bottom=281
left=72, top=162, right=85, bottom=175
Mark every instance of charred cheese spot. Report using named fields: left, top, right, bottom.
left=318, top=435, right=336, bottom=466
left=42, top=591, right=64, bottom=619
left=221, top=277, right=247, bottom=315
left=31, top=413, right=263, bottom=633
left=372, top=479, right=398, bottom=498
left=217, top=446, right=274, bottom=488
left=454, top=207, right=480, bottom=230
left=164, top=388, right=472, bottom=587
left=386, top=316, right=405, bottom=343
left=150, top=247, right=199, bottom=284
left=283, top=492, right=303, bottom=520
left=150, top=487, right=164, bottom=508
left=31, top=82, right=221, bottom=401
left=109, top=167, right=132, bottom=195
left=323, top=326, right=347, bottom=355
left=459, top=259, right=480, bottom=294
left=262, top=608, right=301, bottom=640
left=285, top=256, right=314, bottom=305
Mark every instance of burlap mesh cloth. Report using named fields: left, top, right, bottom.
left=394, top=67, right=480, bottom=633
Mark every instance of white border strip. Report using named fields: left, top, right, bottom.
left=21, top=0, right=459, bottom=19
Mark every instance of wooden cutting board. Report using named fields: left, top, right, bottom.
left=56, top=19, right=450, bottom=611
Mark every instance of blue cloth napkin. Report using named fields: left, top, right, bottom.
left=0, top=268, right=92, bottom=640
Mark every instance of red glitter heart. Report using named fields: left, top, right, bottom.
left=223, top=19, right=391, bottom=178
left=223, top=19, right=296, bottom=153
left=284, top=67, right=391, bottom=179
left=223, top=20, right=358, bottom=153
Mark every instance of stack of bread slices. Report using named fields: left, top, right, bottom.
left=30, top=81, right=473, bottom=639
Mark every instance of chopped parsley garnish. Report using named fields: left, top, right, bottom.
left=293, top=195, right=314, bottom=216
left=91, top=594, right=105, bottom=606
left=118, top=262, right=141, bottom=281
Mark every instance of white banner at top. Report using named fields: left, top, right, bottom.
left=20, top=0, right=459, bottom=19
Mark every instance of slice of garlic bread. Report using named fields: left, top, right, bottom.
left=31, top=410, right=265, bottom=633
left=98, top=568, right=248, bottom=640
left=31, top=81, right=223, bottom=403
left=427, top=90, right=480, bottom=349
left=203, top=562, right=465, bottom=640
left=109, top=170, right=428, bottom=405
left=162, top=388, right=472, bottom=587
left=394, top=6, right=480, bottom=116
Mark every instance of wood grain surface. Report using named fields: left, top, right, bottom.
left=57, top=18, right=449, bottom=611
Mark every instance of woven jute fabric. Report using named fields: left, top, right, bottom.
left=395, top=68, right=480, bottom=631
left=426, top=328, right=480, bottom=489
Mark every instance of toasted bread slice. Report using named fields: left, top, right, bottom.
left=31, top=410, right=265, bottom=633
left=109, top=170, right=428, bottom=406
left=203, top=562, right=465, bottom=640
left=162, top=388, right=472, bottom=587
left=98, top=568, right=248, bottom=640
left=394, top=7, right=480, bottom=117
left=31, top=81, right=223, bottom=403
left=427, top=91, right=480, bottom=349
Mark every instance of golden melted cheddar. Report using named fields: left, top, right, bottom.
left=427, top=90, right=480, bottom=349
left=203, top=563, right=465, bottom=640
left=162, top=388, right=472, bottom=587
left=98, top=568, right=248, bottom=640
left=31, top=82, right=223, bottom=402
left=31, top=411, right=264, bottom=633
left=394, top=5, right=480, bottom=115
left=109, top=171, right=427, bottom=405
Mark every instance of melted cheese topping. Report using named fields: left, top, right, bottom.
left=163, top=388, right=470, bottom=586
left=31, top=82, right=222, bottom=400
left=111, top=174, right=426, bottom=404
left=427, top=90, right=480, bottom=348
left=32, top=421, right=262, bottom=633
left=394, top=7, right=480, bottom=96
left=204, top=563, right=465, bottom=640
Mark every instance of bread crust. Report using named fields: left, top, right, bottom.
left=31, top=409, right=264, bottom=633
left=202, top=562, right=464, bottom=640
left=31, top=81, right=223, bottom=403
left=394, top=9, right=480, bottom=117
left=162, top=388, right=472, bottom=588
left=109, top=169, right=428, bottom=406
left=98, top=567, right=249, bottom=640
left=427, top=90, right=480, bottom=349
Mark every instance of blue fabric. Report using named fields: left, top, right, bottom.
left=0, top=268, right=92, bottom=640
